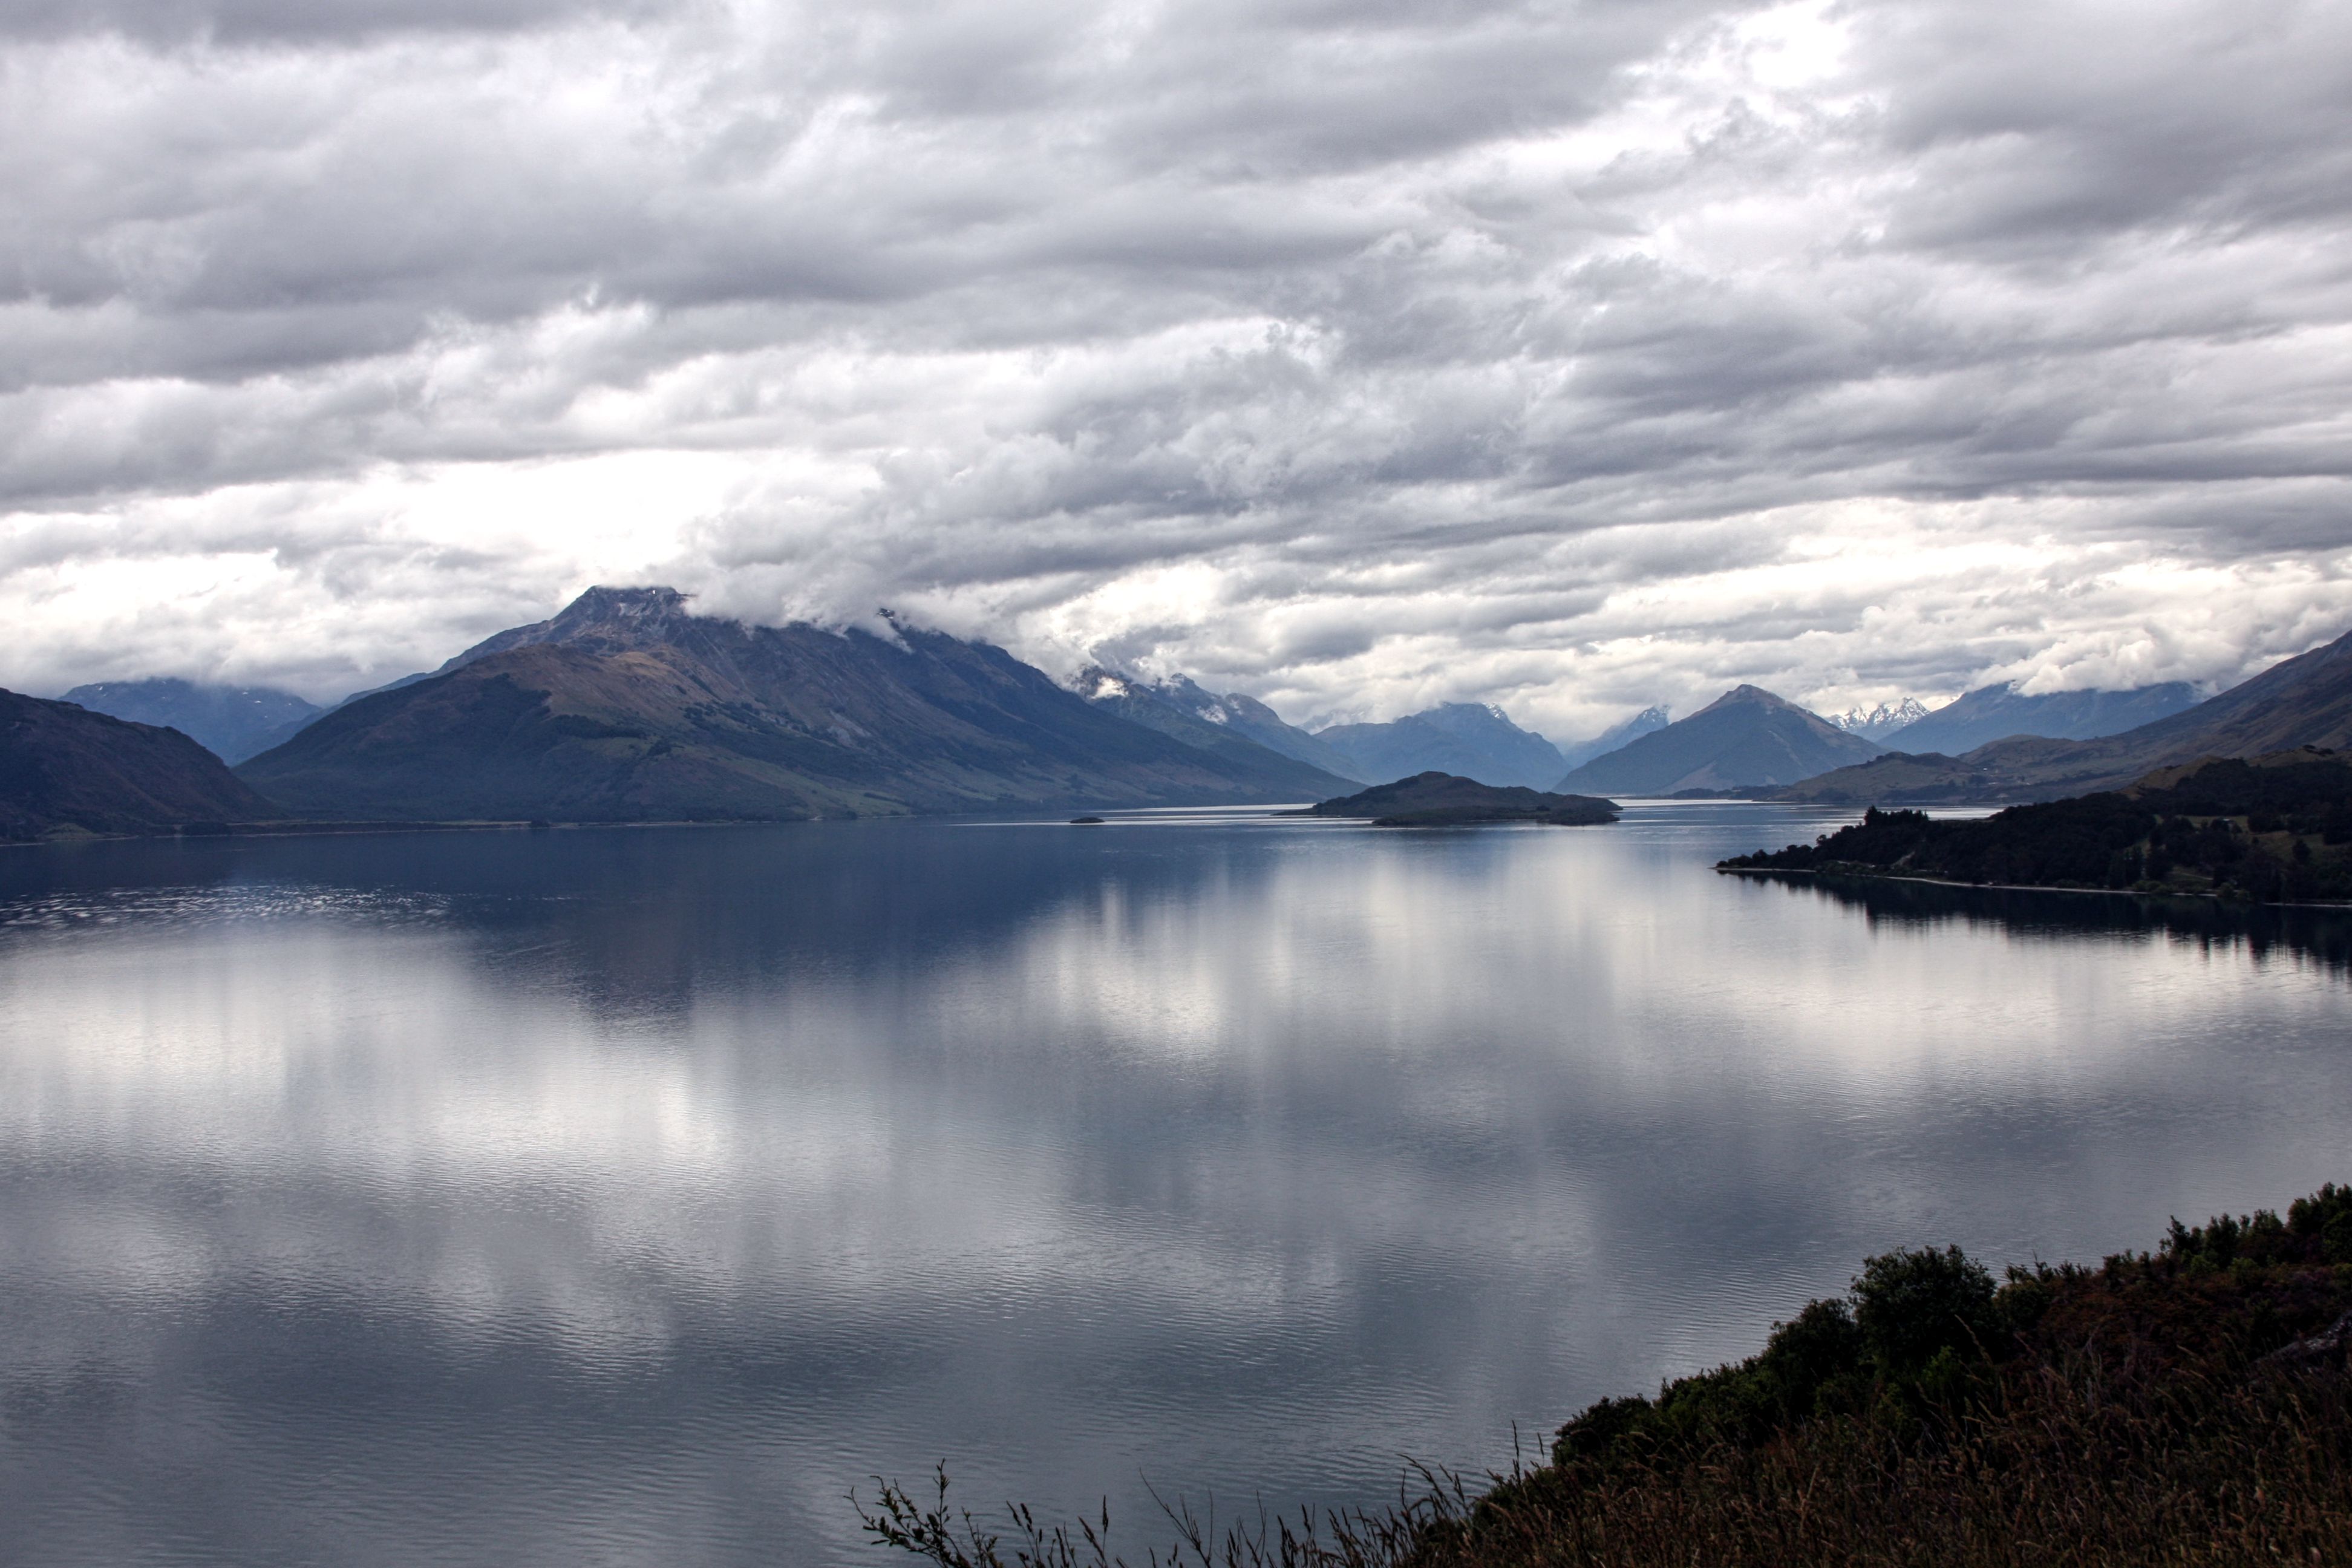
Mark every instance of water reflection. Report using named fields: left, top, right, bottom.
left=0, top=810, right=2347, bottom=1567
left=1755, top=869, right=2352, bottom=975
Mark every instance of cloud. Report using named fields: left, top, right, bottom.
left=1, top=0, right=2348, bottom=733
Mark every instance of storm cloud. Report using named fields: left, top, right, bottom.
left=3, top=0, right=2349, bottom=737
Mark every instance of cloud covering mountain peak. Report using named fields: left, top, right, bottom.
left=3, top=0, right=2349, bottom=735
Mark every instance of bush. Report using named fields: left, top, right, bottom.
left=1853, top=1244, right=1999, bottom=1373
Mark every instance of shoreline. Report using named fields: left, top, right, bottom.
left=1718, top=862, right=2352, bottom=910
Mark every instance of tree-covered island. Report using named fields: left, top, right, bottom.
left=1292, top=772, right=1620, bottom=827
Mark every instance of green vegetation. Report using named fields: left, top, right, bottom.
left=1722, top=752, right=2352, bottom=901
left=860, top=1186, right=2352, bottom=1567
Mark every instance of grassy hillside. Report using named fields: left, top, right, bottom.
left=861, top=1186, right=2352, bottom=1567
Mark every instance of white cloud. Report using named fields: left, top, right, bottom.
left=1, top=0, right=2348, bottom=731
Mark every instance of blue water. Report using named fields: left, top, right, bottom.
left=1, top=803, right=2347, bottom=1566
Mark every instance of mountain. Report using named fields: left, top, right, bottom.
left=2, top=688, right=277, bottom=838
left=1826, top=698, right=1932, bottom=740
left=1557, top=685, right=1882, bottom=794
left=1312, top=702, right=1568, bottom=789
left=238, top=587, right=1351, bottom=822
left=1077, top=670, right=1362, bottom=785
left=60, top=678, right=323, bottom=765
left=1555, top=705, right=1670, bottom=773
left=1293, top=772, right=1618, bottom=827
left=1879, top=682, right=2198, bottom=754
left=1771, top=626, right=2352, bottom=803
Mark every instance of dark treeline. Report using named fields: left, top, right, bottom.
left=1720, top=753, right=2352, bottom=901
left=863, top=1187, right=2352, bottom=1568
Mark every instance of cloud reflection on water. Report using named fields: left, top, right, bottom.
left=0, top=812, right=2348, bottom=1566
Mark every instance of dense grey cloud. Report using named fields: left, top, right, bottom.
left=2, top=0, right=2349, bottom=737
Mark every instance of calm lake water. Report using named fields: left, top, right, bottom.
left=3, top=803, right=2349, bottom=1567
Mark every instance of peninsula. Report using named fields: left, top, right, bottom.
left=1720, top=751, right=2352, bottom=901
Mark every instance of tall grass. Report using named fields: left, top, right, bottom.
left=858, top=1189, right=2352, bottom=1568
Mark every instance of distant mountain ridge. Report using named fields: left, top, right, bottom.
left=1311, top=702, right=1567, bottom=789
left=1773, top=629, right=2352, bottom=803
left=61, top=678, right=322, bottom=764
left=1078, top=670, right=1363, bottom=783
left=2, top=689, right=275, bottom=838
left=1879, top=682, right=2199, bottom=755
left=1555, top=705, right=1671, bottom=773
left=239, top=587, right=1353, bottom=821
left=1558, top=686, right=1881, bottom=794
left=1826, top=698, right=1931, bottom=740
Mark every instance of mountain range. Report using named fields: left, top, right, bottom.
left=1775, top=630, right=2352, bottom=803
left=1826, top=698, right=1932, bottom=740
left=237, top=587, right=1353, bottom=822
left=1876, top=682, right=2199, bottom=755
left=13, top=586, right=2352, bottom=834
left=62, top=678, right=323, bottom=765
left=1078, top=670, right=1365, bottom=782
left=1555, top=706, right=1671, bottom=773
left=1558, top=686, right=1884, bottom=794
left=1310, top=702, right=1568, bottom=789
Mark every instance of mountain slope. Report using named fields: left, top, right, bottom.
left=1881, top=682, right=2198, bottom=754
left=1313, top=702, right=1567, bottom=789
left=1075, top=670, right=1356, bottom=794
left=1558, top=686, right=1881, bottom=794
left=1555, top=705, right=1670, bottom=773
left=1091, top=673, right=1364, bottom=781
left=2, top=688, right=278, bottom=838
left=61, top=678, right=323, bottom=764
left=1771, top=626, right=2352, bottom=802
left=240, top=588, right=1352, bottom=820
left=1189, top=688, right=1367, bottom=780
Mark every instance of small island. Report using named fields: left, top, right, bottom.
left=1292, top=771, right=1619, bottom=827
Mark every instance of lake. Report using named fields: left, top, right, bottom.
left=2, top=803, right=2348, bottom=1566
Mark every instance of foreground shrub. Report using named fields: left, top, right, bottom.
left=859, top=1187, right=2352, bottom=1568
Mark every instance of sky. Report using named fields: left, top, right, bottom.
left=4, top=0, right=2350, bottom=740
